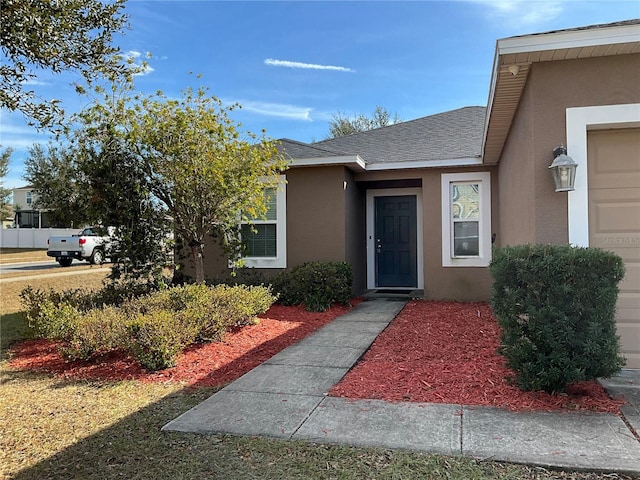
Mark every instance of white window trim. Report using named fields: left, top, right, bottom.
left=241, top=175, right=287, bottom=268
left=566, top=103, right=640, bottom=247
left=441, top=172, right=491, bottom=267
left=365, top=188, right=424, bottom=290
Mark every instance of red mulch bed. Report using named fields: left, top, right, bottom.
left=8, top=302, right=360, bottom=388
left=8, top=299, right=624, bottom=413
left=329, top=300, right=624, bottom=414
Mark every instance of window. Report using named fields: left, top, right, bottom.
left=240, top=176, right=286, bottom=268
left=26, top=191, right=33, bottom=206
left=441, top=172, right=491, bottom=267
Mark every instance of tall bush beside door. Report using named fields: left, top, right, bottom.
left=489, top=244, right=625, bottom=394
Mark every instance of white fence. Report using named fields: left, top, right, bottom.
left=0, top=228, right=81, bottom=249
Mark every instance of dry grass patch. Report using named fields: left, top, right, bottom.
left=2, top=364, right=629, bottom=480
left=0, top=270, right=109, bottom=315
left=0, top=249, right=49, bottom=264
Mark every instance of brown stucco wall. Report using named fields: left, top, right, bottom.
left=194, top=166, right=355, bottom=287
left=344, top=168, right=367, bottom=294
left=285, top=166, right=348, bottom=267
left=498, top=53, right=640, bottom=246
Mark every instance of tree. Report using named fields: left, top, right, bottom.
left=326, top=106, right=401, bottom=139
left=24, top=132, right=172, bottom=283
left=77, top=133, right=171, bottom=283
left=0, top=0, right=128, bottom=129
left=23, top=143, right=90, bottom=227
left=69, top=80, right=288, bottom=284
left=0, top=147, right=13, bottom=221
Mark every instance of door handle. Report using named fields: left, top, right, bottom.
left=376, top=238, right=382, bottom=254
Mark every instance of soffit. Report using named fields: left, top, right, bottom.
left=483, top=21, right=640, bottom=165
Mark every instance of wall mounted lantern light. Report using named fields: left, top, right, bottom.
left=549, top=145, right=578, bottom=192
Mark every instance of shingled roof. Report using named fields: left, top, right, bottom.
left=280, top=106, right=486, bottom=167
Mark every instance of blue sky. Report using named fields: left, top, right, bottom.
left=1, top=0, right=639, bottom=189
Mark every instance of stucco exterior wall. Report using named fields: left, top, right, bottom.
left=498, top=53, right=640, bottom=246
left=344, top=168, right=367, bottom=294
left=285, top=166, right=348, bottom=267
left=197, top=165, right=352, bottom=284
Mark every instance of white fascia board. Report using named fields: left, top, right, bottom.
left=482, top=45, right=501, bottom=155
left=365, top=157, right=482, bottom=171
left=290, top=155, right=366, bottom=171
left=497, top=23, right=640, bottom=55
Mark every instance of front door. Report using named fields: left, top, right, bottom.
left=375, top=195, right=417, bottom=287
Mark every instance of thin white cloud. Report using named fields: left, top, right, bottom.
left=467, top=0, right=564, bottom=27
left=232, top=99, right=314, bottom=121
left=23, top=79, right=50, bottom=86
left=265, top=58, right=355, bottom=73
left=125, top=50, right=155, bottom=76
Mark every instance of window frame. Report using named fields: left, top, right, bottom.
left=441, top=172, right=491, bottom=267
left=240, top=176, right=287, bottom=269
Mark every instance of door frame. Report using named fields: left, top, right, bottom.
left=366, top=188, right=424, bottom=290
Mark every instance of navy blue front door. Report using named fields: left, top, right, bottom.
left=375, top=195, right=417, bottom=287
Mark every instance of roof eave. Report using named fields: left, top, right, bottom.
left=365, top=156, right=482, bottom=171
left=289, top=155, right=366, bottom=171
left=482, top=21, right=640, bottom=165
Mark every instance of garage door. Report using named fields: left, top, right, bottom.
left=588, top=128, right=640, bottom=369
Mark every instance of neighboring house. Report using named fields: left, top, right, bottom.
left=11, top=185, right=64, bottom=228
left=198, top=20, right=640, bottom=367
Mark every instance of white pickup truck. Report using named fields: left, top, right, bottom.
left=47, top=226, right=116, bottom=267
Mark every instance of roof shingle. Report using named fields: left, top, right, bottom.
left=281, top=106, right=486, bottom=165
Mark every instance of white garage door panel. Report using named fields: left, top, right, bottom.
left=588, top=128, right=640, bottom=369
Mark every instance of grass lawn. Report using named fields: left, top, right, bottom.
left=0, top=248, right=49, bottom=264
left=0, top=274, right=633, bottom=479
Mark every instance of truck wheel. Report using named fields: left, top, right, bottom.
left=58, top=258, right=73, bottom=267
left=90, top=249, right=104, bottom=265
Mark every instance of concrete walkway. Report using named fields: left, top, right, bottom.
left=163, top=299, right=640, bottom=475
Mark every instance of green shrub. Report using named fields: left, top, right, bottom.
left=490, top=244, right=625, bottom=393
left=20, top=282, right=160, bottom=319
left=58, top=306, right=128, bottom=361
left=26, top=300, right=126, bottom=361
left=21, top=282, right=275, bottom=370
left=198, top=284, right=275, bottom=340
left=126, top=310, right=200, bottom=371
left=272, top=262, right=352, bottom=311
left=27, top=299, right=80, bottom=341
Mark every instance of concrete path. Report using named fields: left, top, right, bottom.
left=163, top=299, right=640, bottom=476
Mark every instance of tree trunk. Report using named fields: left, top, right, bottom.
left=190, top=243, right=205, bottom=283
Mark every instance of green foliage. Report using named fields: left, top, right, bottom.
left=77, top=134, right=173, bottom=283
left=199, top=285, right=275, bottom=340
left=0, top=0, right=128, bottom=128
left=73, top=79, right=289, bottom=283
left=23, top=137, right=173, bottom=281
left=27, top=299, right=81, bottom=341
left=23, top=143, right=91, bottom=227
left=20, top=282, right=159, bottom=319
left=326, top=106, right=401, bottom=139
left=58, top=306, right=128, bottom=361
left=272, top=262, right=353, bottom=312
left=126, top=310, right=200, bottom=371
left=22, top=283, right=275, bottom=370
left=490, top=244, right=626, bottom=393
